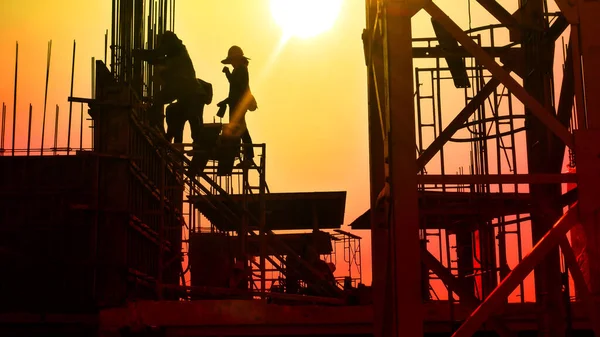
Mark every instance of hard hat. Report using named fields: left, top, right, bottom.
left=222, top=45, right=250, bottom=64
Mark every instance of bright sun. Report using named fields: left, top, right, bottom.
left=270, top=0, right=343, bottom=39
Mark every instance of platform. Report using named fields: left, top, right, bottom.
left=63, top=300, right=594, bottom=336
left=349, top=190, right=571, bottom=230
left=190, top=191, right=346, bottom=231
left=189, top=230, right=334, bottom=256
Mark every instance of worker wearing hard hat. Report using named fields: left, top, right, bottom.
left=133, top=31, right=209, bottom=142
left=217, top=45, right=258, bottom=169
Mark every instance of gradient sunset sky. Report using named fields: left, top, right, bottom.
left=0, top=1, right=569, bottom=299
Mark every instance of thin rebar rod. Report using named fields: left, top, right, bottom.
left=1, top=103, right=6, bottom=151
left=53, top=105, right=59, bottom=155
left=111, top=0, right=116, bottom=74
left=172, top=0, right=176, bottom=31
left=12, top=42, right=18, bottom=156
left=67, top=40, right=76, bottom=155
left=80, top=103, right=84, bottom=151
left=92, top=57, right=96, bottom=99
left=104, top=30, right=108, bottom=65
left=158, top=147, right=166, bottom=299
left=26, top=104, right=32, bottom=156
left=41, top=40, right=52, bottom=155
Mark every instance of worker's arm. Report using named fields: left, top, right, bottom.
left=132, top=48, right=166, bottom=65
left=222, top=66, right=232, bottom=81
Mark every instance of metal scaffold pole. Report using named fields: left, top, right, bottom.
left=366, top=0, right=426, bottom=336
left=259, top=145, right=267, bottom=294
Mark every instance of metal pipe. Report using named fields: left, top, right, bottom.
left=12, top=42, right=18, bottom=156
left=67, top=40, right=76, bottom=155
left=41, top=40, right=52, bottom=156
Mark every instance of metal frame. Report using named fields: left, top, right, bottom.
left=365, top=0, right=600, bottom=336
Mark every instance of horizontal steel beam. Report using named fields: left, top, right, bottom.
left=412, top=46, right=516, bottom=58
left=417, top=173, right=577, bottom=185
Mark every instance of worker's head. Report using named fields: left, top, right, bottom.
left=221, top=45, right=249, bottom=66
left=158, top=31, right=182, bottom=52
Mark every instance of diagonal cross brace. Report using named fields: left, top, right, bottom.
left=422, top=248, right=517, bottom=337
left=475, top=0, right=521, bottom=39
left=559, top=237, right=600, bottom=337
left=423, top=2, right=574, bottom=150
left=450, top=203, right=579, bottom=337
left=416, top=76, right=501, bottom=171
left=554, top=0, right=579, bottom=24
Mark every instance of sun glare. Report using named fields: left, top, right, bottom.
left=270, top=0, right=343, bottom=39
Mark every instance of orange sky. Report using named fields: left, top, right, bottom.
left=0, top=1, right=570, bottom=299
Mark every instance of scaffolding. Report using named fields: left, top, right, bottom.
left=0, top=0, right=363, bottom=317
left=364, top=0, right=600, bottom=336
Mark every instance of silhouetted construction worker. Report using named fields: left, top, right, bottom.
left=217, top=45, right=258, bottom=168
left=165, top=78, right=213, bottom=144
left=133, top=31, right=207, bottom=139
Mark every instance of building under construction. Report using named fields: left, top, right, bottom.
left=1, top=0, right=599, bottom=336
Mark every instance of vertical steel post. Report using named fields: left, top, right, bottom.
left=519, top=1, right=566, bottom=335
left=573, top=0, right=600, bottom=315
left=364, top=0, right=389, bottom=335
left=366, top=1, right=425, bottom=335
left=259, top=145, right=267, bottom=294
left=241, top=152, right=249, bottom=292
left=385, top=1, right=424, bottom=336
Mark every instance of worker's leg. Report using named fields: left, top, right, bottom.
left=165, top=103, right=185, bottom=143
left=150, top=89, right=176, bottom=135
left=171, top=111, right=186, bottom=144
left=241, top=129, right=254, bottom=160
left=188, top=112, right=204, bottom=144
left=185, top=98, right=208, bottom=175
